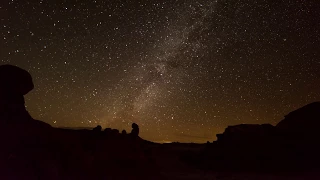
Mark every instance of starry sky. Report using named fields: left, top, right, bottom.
left=1, top=0, right=319, bottom=143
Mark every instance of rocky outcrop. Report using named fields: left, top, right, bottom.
left=209, top=102, right=320, bottom=171
left=93, top=125, right=102, bottom=132
left=216, top=123, right=276, bottom=145
left=0, top=65, right=34, bottom=123
left=216, top=102, right=320, bottom=145
left=131, top=123, right=139, bottom=137
left=0, top=65, right=54, bottom=179
left=0, top=64, right=34, bottom=95
left=277, top=102, right=320, bottom=134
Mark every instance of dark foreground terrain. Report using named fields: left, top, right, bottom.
left=1, top=64, right=320, bottom=179
left=1, top=108, right=320, bottom=180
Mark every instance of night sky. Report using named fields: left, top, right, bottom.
left=1, top=0, right=319, bottom=143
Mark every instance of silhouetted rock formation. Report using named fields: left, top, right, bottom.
left=0, top=64, right=34, bottom=95
left=0, top=65, right=51, bottom=125
left=131, top=123, right=139, bottom=137
left=216, top=123, right=275, bottom=145
left=0, top=64, right=34, bottom=123
left=216, top=102, right=320, bottom=147
left=104, top=127, right=111, bottom=133
left=274, top=102, right=320, bottom=159
left=0, top=64, right=51, bottom=128
left=111, top=129, right=119, bottom=135
left=0, top=65, right=55, bottom=179
left=277, top=102, right=320, bottom=135
left=93, top=125, right=102, bottom=131
left=195, top=102, right=320, bottom=171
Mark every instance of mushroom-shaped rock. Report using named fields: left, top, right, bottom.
left=0, top=65, right=34, bottom=123
left=0, top=64, right=34, bottom=95
left=0, top=65, right=53, bottom=164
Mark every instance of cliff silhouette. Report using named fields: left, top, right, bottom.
left=183, top=101, right=320, bottom=172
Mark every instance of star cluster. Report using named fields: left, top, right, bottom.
left=1, top=0, right=319, bottom=142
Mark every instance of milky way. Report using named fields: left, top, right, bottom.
left=1, top=0, right=319, bottom=142
left=105, top=1, right=216, bottom=127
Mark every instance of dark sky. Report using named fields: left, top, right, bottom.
left=1, top=0, right=319, bottom=143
